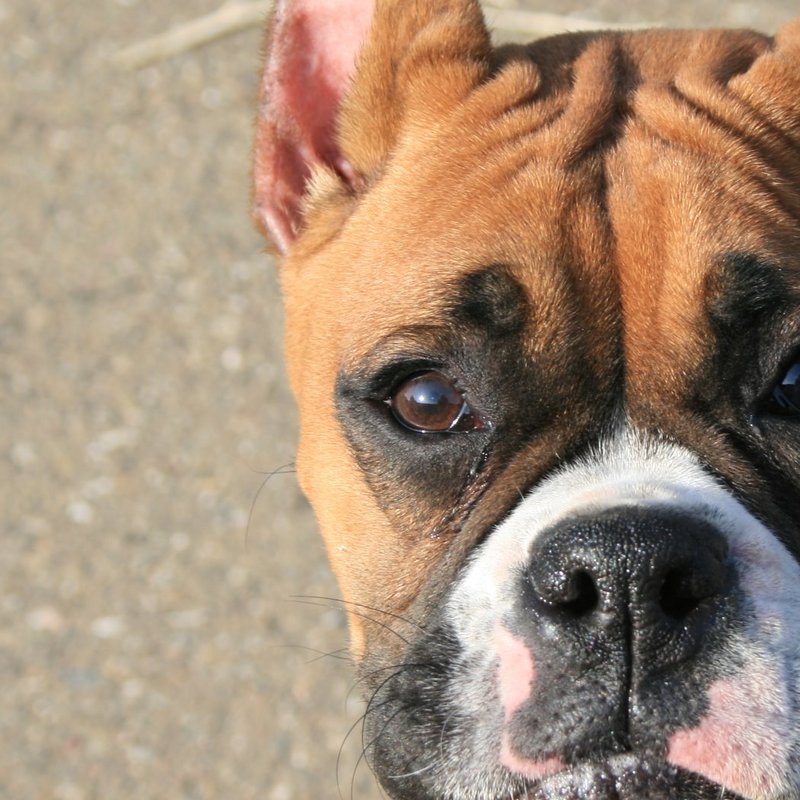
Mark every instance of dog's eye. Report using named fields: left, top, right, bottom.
left=763, top=361, right=800, bottom=416
left=386, top=372, right=483, bottom=433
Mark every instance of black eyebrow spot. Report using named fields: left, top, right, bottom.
left=706, top=253, right=789, bottom=332
left=451, top=265, right=529, bottom=336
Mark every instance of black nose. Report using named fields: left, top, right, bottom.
left=525, top=507, right=731, bottom=670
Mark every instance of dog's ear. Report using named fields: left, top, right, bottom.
left=729, top=19, right=800, bottom=147
left=252, top=0, right=490, bottom=254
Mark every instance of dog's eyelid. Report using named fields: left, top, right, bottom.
left=337, top=324, right=456, bottom=390
left=365, top=357, right=448, bottom=399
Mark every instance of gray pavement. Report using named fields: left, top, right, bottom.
left=3, top=1, right=797, bottom=798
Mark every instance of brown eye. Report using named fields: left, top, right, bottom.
left=387, top=372, right=483, bottom=433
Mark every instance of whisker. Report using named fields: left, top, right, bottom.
left=303, top=646, right=351, bottom=665
left=438, top=707, right=458, bottom=762
left=292, top=594, right=426, bottom=632
left=244, top=461, right=297, bottom=546
left=338, top=663, right=413, bottom=800
left=354, top=660, right=430, bottom=791
left=265, top=643, right=351, bottom=664
left=387, top=760, right=438, bottom=780
left=288, top=598, right=411, bottom=645
left=346, top=660, right=433, bottom=706
left=335, top=694, right=397, bottom=800
left=353, top=703, right=410, bottom=800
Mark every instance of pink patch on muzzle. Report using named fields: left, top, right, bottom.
left=668, top=675, right=788, bottom=798
left=495, top=622, right=535, bottom=721
left=494, top=623, right=564, bottom=780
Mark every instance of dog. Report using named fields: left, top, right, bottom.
left=252, top=1, right=800, bottom=797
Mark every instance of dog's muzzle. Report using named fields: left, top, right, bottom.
left=503, top=506, right=740, bottom=762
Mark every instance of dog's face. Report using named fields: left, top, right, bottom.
left=253, top=2, right=800, bottom=797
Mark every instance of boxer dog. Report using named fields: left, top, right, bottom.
left=252, top=1, right=800, bottom=797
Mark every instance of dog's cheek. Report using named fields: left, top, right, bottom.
left=291, top=381, right=455, bottom=659
left=294, top=423, right=435, bottom=658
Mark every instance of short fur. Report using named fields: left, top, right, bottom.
left=253, top=2, right=800, bottom=798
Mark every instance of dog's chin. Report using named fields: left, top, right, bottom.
left=518, top=756, right=746, bottom=800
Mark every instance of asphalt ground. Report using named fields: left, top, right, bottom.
left=3, top=1, right=797, bottom=798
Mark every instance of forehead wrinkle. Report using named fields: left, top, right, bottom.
left=629, top=82, right=800, bottom=223
left=485, top=40, right=628, bottom=175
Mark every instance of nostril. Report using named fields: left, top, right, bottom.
left=531, top=568, right=600, bottom=618
left=659, top=565, right=725, bottom=621
left=659, top=569, right=700, bottom=619
left=561, top=569, right=600, bottom=617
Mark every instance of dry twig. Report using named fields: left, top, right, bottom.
left=485, top=8, right=659, bottom=36
left=112, top=0, right=658, bottom=70
left=113, top=1, right=273, bottom=69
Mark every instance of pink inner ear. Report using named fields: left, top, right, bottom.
left=253, top=0, right=375, bottom=254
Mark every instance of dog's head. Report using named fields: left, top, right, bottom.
left=253, top=2, right=800, bottom=797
